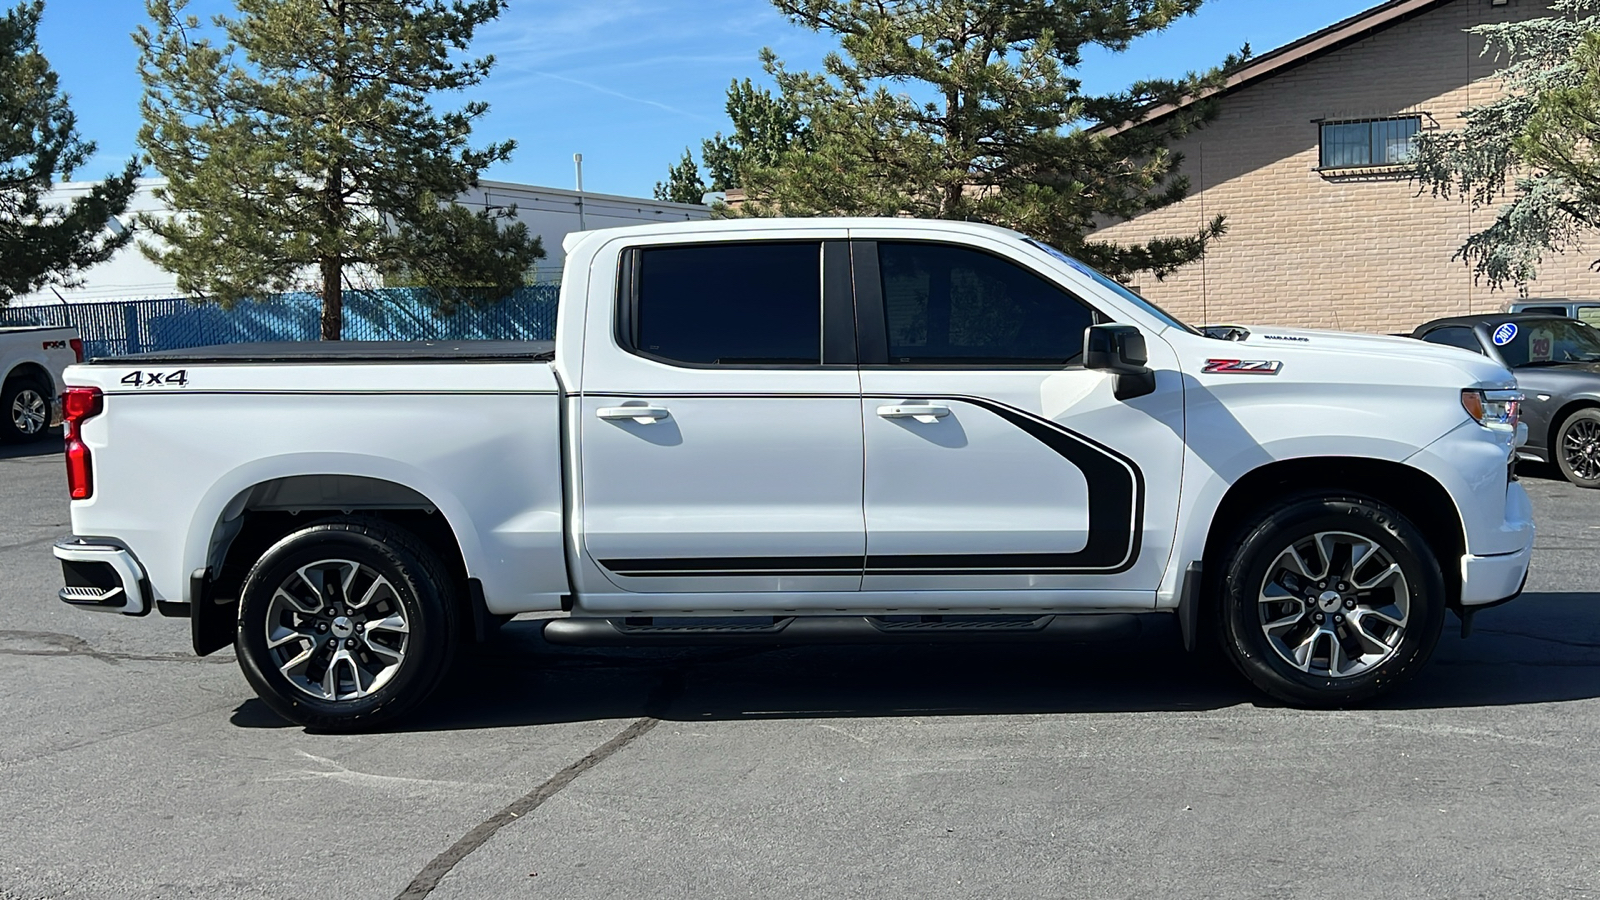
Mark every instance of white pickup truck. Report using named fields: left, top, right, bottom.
left=1, top=324, right=80, bottom=443
left=53, top=219, right=1533, bottom=729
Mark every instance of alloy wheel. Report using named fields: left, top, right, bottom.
left=1256, top=531, right=1410, bottom=678
left=263, top=559, right=411, bottom=701
left=10, top=387, right=46, bottom=435
left=1562, top=418, right=1600, bottom=481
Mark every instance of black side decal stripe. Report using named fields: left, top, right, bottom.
left=604, top=570, right=863, bottom=578
left=864, top=396, right=1144, bottom=575
left=594, top=394, right=1146, bottom=578
left=601, top=556, right=864, bottom=577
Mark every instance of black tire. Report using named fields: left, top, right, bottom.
left=1554, top=408, right=1600, bottom=489
left=236, top=517, right=461, bottom=731
left=1215, top=494, right=1446, bottom=708
left=0, top=375, right=51, bottom=443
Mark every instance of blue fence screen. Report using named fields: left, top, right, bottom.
left=1, top=286, right=559, bottom=360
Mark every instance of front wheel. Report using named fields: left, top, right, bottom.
left=1216, top=495, right=1446, bottom=707
left=1555, top=409, right=1600, bottom=489
left=235, top=518, right=461, bottom=731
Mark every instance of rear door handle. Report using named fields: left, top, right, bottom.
left=597, top=405, right=670, bottom=423
left=876, top=403, right=951, bottom=424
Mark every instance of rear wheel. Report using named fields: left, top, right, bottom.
left=235, top=518, right=461, bottom=730
left=1, top=376, right=50, bottom=443
left=1555, top=409, right=1600, bottom=489
left=1216, top=494, right=1446, bottom=707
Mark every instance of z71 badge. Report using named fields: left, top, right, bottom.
left=1203, top=359, right=1283, bottom=375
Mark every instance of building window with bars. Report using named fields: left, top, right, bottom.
left=1319, top=117, right=1421, bottom=169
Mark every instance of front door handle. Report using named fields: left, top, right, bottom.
left=597, top=405, right=670, bottom=424
left=877, top=403, right=951, bottom=424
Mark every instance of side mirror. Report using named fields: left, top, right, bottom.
left=1084, top=323, right=1156, bottom=401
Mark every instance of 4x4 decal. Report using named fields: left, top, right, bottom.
left=1203, top=359, right=1283, bottom=376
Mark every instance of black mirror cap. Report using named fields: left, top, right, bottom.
left=1085, top=323, right=1156, bottom=401
left=1085, top=323, right=1149, bottom=373
left=1113, top=369, right=1156, bottom=401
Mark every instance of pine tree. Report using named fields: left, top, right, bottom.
left=655, top=78, right=812, bottom=204
left=1412, top=0, right=1600, bottom=289
left=663, top=0, right=1242, bottom=280
left=137, top=0, right=543, bottom=339
left=654, top=151, right=707, bottom=204
left=0, top=0, right=138, bottom=307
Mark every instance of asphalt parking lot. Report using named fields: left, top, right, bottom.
left=2, top=437, right=1598, bottom=900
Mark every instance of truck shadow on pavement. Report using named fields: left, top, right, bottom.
left=1516, top=461, right=1572, bottom=485
left=232, top=590, right=1600, bottom=731
left=0, top=433, right=62, bottom=460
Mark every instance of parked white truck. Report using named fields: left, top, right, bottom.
left=53, top=219, right=1533, bottom=728
left=1, top=324, right=81, bottom=443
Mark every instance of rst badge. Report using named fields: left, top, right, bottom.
left=1203, top=359, right=1284, bottom=375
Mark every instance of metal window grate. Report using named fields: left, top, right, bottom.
left=1319, top=117, right=1421, bottom=169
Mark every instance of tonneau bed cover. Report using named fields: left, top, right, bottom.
left=86, top=340, right=556, bottom=365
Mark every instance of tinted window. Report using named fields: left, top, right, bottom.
left=879, top=242, right=1094, bottom=365
left=634, top=242, right=821, bottom=365
left=1026, top=238, right=1198, bottom=335
left=1517, top=306, right=1568, bottom=315
left=1421, top=327, right=1484, bottom=355
left=1491, top=319, right=1600, bottom=367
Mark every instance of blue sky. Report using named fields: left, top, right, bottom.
left=39, top=0, right=1380, bottom=199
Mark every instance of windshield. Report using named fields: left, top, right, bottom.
left=1025, top=239, right=1200, bottom=335
left=1492, top=318, right=1600, bottom=367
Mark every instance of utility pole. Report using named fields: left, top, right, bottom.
left=573, top=153, right=586, bottom=231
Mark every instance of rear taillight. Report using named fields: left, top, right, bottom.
left=69, top=338, right=83, bottom=363
left=62, top=387, right=103, bottom=500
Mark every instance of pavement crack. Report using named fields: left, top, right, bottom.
left=393, top=668, right=689, bottom=900
left=0, top=530, right=70, bottom=553
left=0, top=630, right=233, bottom=665
left=0, top=698, right=242, bottom=771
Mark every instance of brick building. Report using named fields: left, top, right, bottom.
left=1091, top=0, right=1597, bottom=334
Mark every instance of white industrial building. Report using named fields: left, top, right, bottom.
left=14, top=177, right=711, bottom=305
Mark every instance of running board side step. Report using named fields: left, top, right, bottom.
left=542, top=614, right=1141, bottom=646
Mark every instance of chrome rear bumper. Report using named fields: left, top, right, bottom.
left=53, top=538, right=149, bottom=616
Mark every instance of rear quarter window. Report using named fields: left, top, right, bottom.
left=1420, top=326, right=1485, bottom=355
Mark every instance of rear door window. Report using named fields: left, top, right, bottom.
left=630, top=242, right=822, bottom=366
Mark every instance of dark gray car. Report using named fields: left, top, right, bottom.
left=1414, top=313, right=1600, bottom=488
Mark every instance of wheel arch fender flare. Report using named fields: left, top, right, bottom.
left=2, top=359, right=52, bottom=389
left=185, top=453, right=484, bottom=604
left=1189, top=456, right=1467, bottom=609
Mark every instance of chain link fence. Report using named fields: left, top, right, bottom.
left=0, top=286, right=560, bottom=360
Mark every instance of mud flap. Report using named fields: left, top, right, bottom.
left=190, top=568, right=238, bottom=656
left=468, top=578, right=511, bottom=642
left=1178, top=562, right=1203, bottom=652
